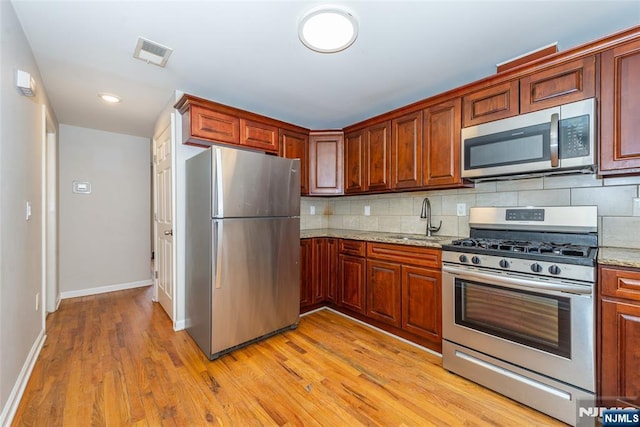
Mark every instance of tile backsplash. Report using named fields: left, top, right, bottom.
left=300, top=173, right=640, bottom=249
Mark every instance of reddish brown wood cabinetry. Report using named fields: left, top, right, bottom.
left=599, top=265, right=640, bottom=408
left=423, top=98, right=462, bottom=188
left=462, top=80, right=519, bottom=127
left=365, top=121, right=392, bottom=192
left=325, top=238, right=339, bottom=303
left=309, top=132, right=344, bottom=195
left=240, top=119, right=278, bottom=152
left=338, top=239, right=367, bottom=314
left=345, top=122, right=392, bottom=194
left=367, top=259, right=402, bottom=327
left=344, top=130, right=366, bottom=194
left=367, top=242, right=442, bottom=352
left=184, top=105, right=240, bottom=146
left=279, top=129, right=308, bottom=195
left=520, top=56, right=596, bottom=113
left=599, top=39, right=640, bottom=175
left=300, top=239, right=313, bottom=308
left=392, top=111, right=423, bottom=189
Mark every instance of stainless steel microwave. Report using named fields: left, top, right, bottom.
left=461, top=98, right=596, bottom=180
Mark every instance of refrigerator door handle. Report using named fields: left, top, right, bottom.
left=213, top=148, right=224, bottom=217
left=212, top=220, right=224, bottom=289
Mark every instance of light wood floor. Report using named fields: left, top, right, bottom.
left=12, top=286, right=565, bottom=426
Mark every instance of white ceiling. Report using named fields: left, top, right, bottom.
left=11, top=0, right=640, bottom=138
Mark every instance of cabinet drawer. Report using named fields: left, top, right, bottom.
left=367, top=242, right=441, bottom=269
left=339, top=239, right=366, bottom=256
left=600, top=266, right=640, bottom=301
left=190, top=105, right=240, bottom=145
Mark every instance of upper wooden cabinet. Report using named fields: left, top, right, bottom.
left=240, top=119, right=278, bottom=152
left=345, top=122, right=392, bottom=194
left=599, top=39, right=640, bottom=175
left=392, top=111, right=423, bottom=189
left=344, top=129, right=366, bottom=194
left=309, top=131, right=344, bottom=195
left=462, top=57, right=596, bottom=127
left=462, top=80, right=519, bottom=127
left=520, top=56, right=596, bottom=113
left=279, top=129, right=309, bottom=195
left=175, top=94, right=308, bottom=155
left=423, top=98, right=463, bottom=188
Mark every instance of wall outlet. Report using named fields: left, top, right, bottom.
left=309, top=205, right=315, bottom=215
left=364, top=205, right=371, bottom=216
left=35, top=292, right=40, bottom=311
left=25, top=201, right=32, bottom=221
left=633, top=198, right=640, bottom=217
left=457, top=203, right=466, bottom=216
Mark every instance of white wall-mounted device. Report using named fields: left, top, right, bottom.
left=16, top=70, right=36, bottom=97
left=72, top=181, right=91, bottom=194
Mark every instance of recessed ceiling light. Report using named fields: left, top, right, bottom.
left=299, top=6, right=358, bottom=53
left=98, top=93, right=121, bottom=104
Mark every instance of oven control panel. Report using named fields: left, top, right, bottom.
left=505, top=208, right=544, bottom=221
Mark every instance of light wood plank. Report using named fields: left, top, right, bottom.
left=12, top=286, right=564, bottom=426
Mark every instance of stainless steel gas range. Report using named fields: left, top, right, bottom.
left=441, top=206, right=598, bottom=426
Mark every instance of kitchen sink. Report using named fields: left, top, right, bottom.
left=387, top=234, right=442, bottom=241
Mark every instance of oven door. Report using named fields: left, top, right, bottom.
left=442, top=264, right=594, bottom=392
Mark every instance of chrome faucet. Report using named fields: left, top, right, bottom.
left=420, top=197, right=442, bottom=237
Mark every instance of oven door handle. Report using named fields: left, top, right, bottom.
left=442, top=265, right=592, bottom=295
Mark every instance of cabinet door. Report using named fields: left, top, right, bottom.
left=600, top=266, right=640, bottom=301
left=520, top=56, right=596, bottom=113
left=392, top=111, right=422, bottom=189
left=300, top=239, right=313, bottom=308
left=339, top=254, right=366, bottom=314
left=312, top=238, right=327, bottom=304
left=600, top=299, right=640, bottom=408
left=402, top=265, right=442, bottom=346
left=600, top=39, right=640, bottom=174
left=365, top=121, right=392, bottom=192
left=240, top=119, right=279, bottom=153
left=462, top=80, right=519, bottom=127
left=189, top=105, right=240, bottom=146
left=366, top=259, right=402, bottom=327
left=326, top=238, right=339, bottom=303
left=423, top=98, right=462, bottom=188
left=309, top=132, right=344, bottom=195
left=344, top=130, right=366, bottom=194
left=280, top=129, right=309, bottom=195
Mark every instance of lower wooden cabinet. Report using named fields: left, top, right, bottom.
left=367, top=259, right=402, bottom=327
left=599, top=265, right=640, bottom=408
left=300, top=238, right=443, bottom=352
left=402, top=265, right=441, bottom=342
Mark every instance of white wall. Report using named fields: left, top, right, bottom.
left=58, top=125, right=152, bottom=297
left=0, top=1, right=57, bottom=423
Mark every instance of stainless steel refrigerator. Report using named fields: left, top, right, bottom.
left=185, top=146, right=300, bottom=360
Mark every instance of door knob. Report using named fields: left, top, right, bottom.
left=164, top=230, right=173, bottom=236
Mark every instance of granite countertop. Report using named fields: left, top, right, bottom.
left=300, top=228, right=456, bottom=248
left=301, top=229, right=640, bottom=268
left=597, top=247, right=640, bottom=269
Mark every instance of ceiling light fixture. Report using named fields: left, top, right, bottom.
left=299, top=6, right=358, bottom=53
left=98, top=93, right=121, bottom=104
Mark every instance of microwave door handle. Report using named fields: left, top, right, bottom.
left=550, top=112, right=559, bottom=167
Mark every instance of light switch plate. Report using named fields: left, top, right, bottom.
left=310, top=205, right=315, bottom=215
left=364, top=205, right=371, bottom=216
left=457, top=203, right=466, bottom=216
left=633, top=198, right=640, bottom=217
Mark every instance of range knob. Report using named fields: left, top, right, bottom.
left=530, top=263, right=543, bottom=273
left=471, top=256, right=481, bottom=265
left=499, top=259, right=510, bottom=269
left=548, top=265, right=561, bottom=275
left=459, top=255, right=468, bottom=263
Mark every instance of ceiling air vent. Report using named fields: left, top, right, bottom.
left=133, top=37, right=173, bottom=68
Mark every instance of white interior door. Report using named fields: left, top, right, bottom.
left=154, top=120, right=174, bottom=320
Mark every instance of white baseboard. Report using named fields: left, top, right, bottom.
left=60, top=279, right=153, bottom=299
left=0, top=329, right=46, bottom=426
left=174, top=318, right=186, bottom=331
